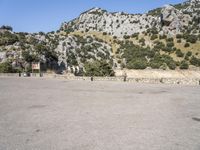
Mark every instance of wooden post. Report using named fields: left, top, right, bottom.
left=32, top=62, right=33, bottom=77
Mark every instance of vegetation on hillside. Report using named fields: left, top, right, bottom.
left=1, top=0, right=200, bottom=75
left=84, top=60, right=114, bottom=76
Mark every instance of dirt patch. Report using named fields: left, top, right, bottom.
left=192, top=117, right=200, bottom=122
left=28, top=105, right=46, bottom=109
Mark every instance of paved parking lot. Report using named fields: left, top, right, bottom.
left=0, top=77, right=200, bottom=150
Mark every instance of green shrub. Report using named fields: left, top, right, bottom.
left=123, top=35, right=130, bottom=39
left=131, top=33, right=139, bottom=38
left=186, top=51, right=192, bottom=57
left=0, top=31, right=19, bottom=46
left=166, top=42, right=174, bottom=47
left=149, top=54, right=163, bottom=69
left=168, top=62, right=176, bottom=70
left=174, top=3, right=189, bottom=10
left=190, top=56, right=200, bottom=67
left=113, top=36, right=117, bottom=39
left=159, top=35, right=167, bottom=39
left=184, top=43, right=190, bottom=47
left=186, top=35, right=198, bottom=43
left=162, top=47, right=174, bottom=53
left=139, top=38, right=145, bottom=43
left=177, top=39, right=182, bottom=43
left=150, top=27, right=158, bottom=34
left=160, top=63, right=168, bottom=70
left=0, top=25, right=13, bottom=31
left=84, top=60, right=114, bottom=76
left=176, top=34, right=182, bottom=39
left=180, top=61, right=189, bottom=69
left=176, top=49, right=184, bottom=57
left=154, top=41, right=165, bottom=51
left=22, top=51, right=39, bottom=63
left=184, top=55, right=189, bottom=61
left=127, top=59, right=148, bottom=69
left=121, top=42, right=177, bottom=70
left=122, top=42, right=154, bottom=61
left=149, top=62, right=161, bottom=69
left=0, top=61, right=13, bottom=73
left=148, top=8, right=162, bottom=16
left=150, top=34, right=158, bottom=40
left=149, top=54, right=176, bottom=70
left=166, top=38, right=174, bottom=42
left=161, top=55, right=176, bottom=69
left=103, top=32, right=107, bottom=35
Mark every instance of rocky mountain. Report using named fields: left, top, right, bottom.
left=61, top=0, right=200, bottom=37
left=0, top=0, right=200, bottom=75
left=60, top=7, right=158, bottom=38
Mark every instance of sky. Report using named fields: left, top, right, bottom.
left=0, top=0, right=185, bottom=33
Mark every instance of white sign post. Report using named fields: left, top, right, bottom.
left=32, top=63, right=40, bottom=70
left=32, top=62, right=41, bottom=76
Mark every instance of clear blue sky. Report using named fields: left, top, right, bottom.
left=0, top=0, right=185, bottom=33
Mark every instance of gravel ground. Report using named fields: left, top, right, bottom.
left=0, top=77, right=200, bottom=150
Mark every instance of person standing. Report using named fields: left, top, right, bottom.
left=123, top=71, right=127, bottom=82
left=91, top=76, right=94, bottom=81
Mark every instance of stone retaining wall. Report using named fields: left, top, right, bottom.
left=63, top=76, right=200, bottom=85
left=0, top=73, right=199, bottom=85
left=0, top=73, right=19, bottom=77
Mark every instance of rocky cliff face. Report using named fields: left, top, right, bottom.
left=61, top=7, right=158, bottom=38
left=55, top=34, right=113, bottom=70
left=60, top=0, right=199, bottom=37
left=160, top=5, right=190, bottom=36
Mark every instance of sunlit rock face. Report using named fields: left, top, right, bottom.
left=61, top=7, right=159, bottom=38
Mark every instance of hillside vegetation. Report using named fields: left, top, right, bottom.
left=0, top=0, right=200, bottom=76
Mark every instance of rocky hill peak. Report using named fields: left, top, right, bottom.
left=60, top=7, right=158, bottom=38
left=88, top=7, right=106, bottom=13
left=189, top=0, right=200, bottom=4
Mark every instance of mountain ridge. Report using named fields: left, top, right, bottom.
left=0, top=0, right=200, bottom=75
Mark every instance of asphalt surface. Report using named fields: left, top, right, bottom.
left=0, top=77, right=200, bottom=150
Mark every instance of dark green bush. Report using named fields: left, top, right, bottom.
left=166, top=38, right=174, bottom=42
left=186, top=51, right=192, bottom=57
left=149, top=54, right=176, bottom=69
left=154, top=41, right=165, bottom=51
left=0, top=25, right=13, bottom=31
left=149, top=27, right=158, bottom=34
left=184, top=55, right=189, bottom=61
left=0, top=61, right=13, bottom=73
left=166, top=42, right=174, bottom=47
left=162, top=47, right=174, bottom=53
left=131, top=33, right=139, bottom=38
left=84, top=60, right=114, bottom=76
left=0, top=31, right=19, bottom=46
left=22, top=51, right=39, bottom=63
left=123, top=35, right=130, bottom=39
left=186, top=35, right=198, bottom=43
left=190, top=56, right=200, bottom=67
left=176, top=49, right=184, bottom=57
left=168, top=61, right=176, bottom=70
left=176, top=34, right=182, bottom=39
left=150, top=34, right=158, bottom=40
left=180, top=61, right=189, bottom=69
left=177, top=39, right=182, bottom=43
left=103, top=32, right=107, bottom=35
left=127, top=59, right=148, bottom=69
left=148, top=8, right=162, bottom=16
left=159, top=35, right=167, bottom=39
left=139, top=38, right=145, bottom=43
left=113, top=36, right=117, bottom=39
left=184, top=43, right=190, bottom=47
